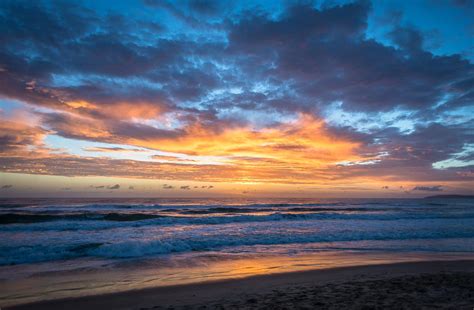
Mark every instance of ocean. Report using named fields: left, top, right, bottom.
left=1, top=197, right=473, bottom=306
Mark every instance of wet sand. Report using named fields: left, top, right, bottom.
left=7, top=260, right=474, bottom=310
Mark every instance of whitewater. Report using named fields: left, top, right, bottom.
left=1, top=197, right=473, bottom=266
left=1, top=197, right=474, bottom=306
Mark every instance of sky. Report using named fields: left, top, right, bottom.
left=0, top=0, right=473, bottom=198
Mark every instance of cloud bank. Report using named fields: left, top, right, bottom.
left=0, top=0, right=472, bottom=194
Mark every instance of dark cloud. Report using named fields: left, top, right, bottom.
left=188, top=0, right=222, bottom=15
left=40, top=112, right=182, bottom=146
left=107, top=184, right=120, bottom=190
left=143, top=0, right=225, bottom=30
left=1, top=184, right=13, bottom=189
left=162, top=184, right=174, bottom=189
left=1, top=0, right=471, bottom=123
left=180, top=185, right=191, bottom=190
left=451, top=0, right=474, bottom=7
left=388, top=26, right=423, bottom=52
left=226, top=1, right=473, bottom=114
left=228, top=2, right=369, bottom=48
left=1, top=1, right=472, bottom=116
left=376, top=122, right=473, bottom=165
left=128, top=186, right=134, bottom=190
left=412, top=186, right=443, bottom=192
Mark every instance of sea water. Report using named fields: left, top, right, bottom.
left=1, top=197, right=473, bottom=306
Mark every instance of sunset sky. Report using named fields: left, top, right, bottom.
left=0, top=0, right=473, bottom=197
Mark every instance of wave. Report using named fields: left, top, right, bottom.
left=4, top=202, right=470, bottom=226
left=0, top=206, right=442, bottom=221
left=0, top=213, right=164, bottom=224
left=2, top=229, right=473, bottom=265
left=179, top=206, right=394, bottom=214
left=69, top=242, right=104, bottom=253
left=2, top=211, right=474, bottom=233
left=0, top=201, right=415, bottom=211
left=91, top=233, right=474, bottom=259
left=1, top=198, right=472, bottom=267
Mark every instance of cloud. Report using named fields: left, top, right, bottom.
left=180, top=185, right=191, bottom=190
left=188, top=0, right=222, bottom=15
left=83, top=147, right=146, bottom=153
left=37, top=112, right=366, bottom=175
left=128, top=186, right=134, bottom=190
left=0, top=112, right=50, bottom=155
left=412, top=186, right=443, bottom=192
left=227, top=1, right=473, bottom=114
left=151, top=154, right=197, bottom=163
left=1, top=185, right=13, bottom=189
left=2, top=0, right=469, bottom=123
left=162, top=184, right=174, bottom=189
left=242, top=190, right=256, bottom=194
left=107, top=184, right=120, bottom=190
left=0, top=1, right=472, bottom=193
left=0, top=145, right=472, bottom=186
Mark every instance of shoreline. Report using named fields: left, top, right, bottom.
left=7, top=259, right=474, bottom=310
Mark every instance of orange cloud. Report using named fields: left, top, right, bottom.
left=0, top=112, right=50, bottom=157
left=140, top=114, right=364, bottom=168
left=2, top=111, right=369, bottom=184
left=3, top=110, right=471, bottom=193
left=67, top=113, right=374, bottom=183
left=151, top=154, right=197, bottom=163
left=65, top=100, right=166, bottom=120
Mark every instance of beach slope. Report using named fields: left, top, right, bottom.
left=8, top=260, right=474, bottom=310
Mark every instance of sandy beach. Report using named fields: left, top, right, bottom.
left=7, top=260, right=474, bottom=310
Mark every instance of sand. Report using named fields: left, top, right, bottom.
left=7, top=260, right=474, bottom=310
